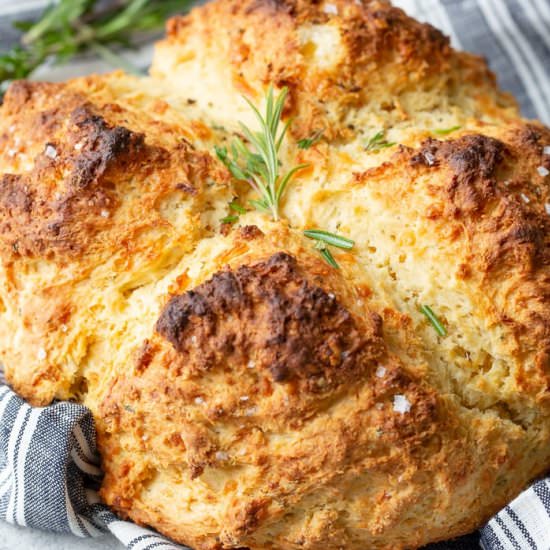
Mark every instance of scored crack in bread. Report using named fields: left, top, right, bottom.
left=0, top=0, right=550, bottom=549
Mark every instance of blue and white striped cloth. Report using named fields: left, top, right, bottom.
left=0, top=386, right=185, bottom=550
left=1, top=1, right=550, bottom=550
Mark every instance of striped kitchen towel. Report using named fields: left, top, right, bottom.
left=1, top=1, right=550, bottom=550
left=0, top=386, right=186, bottom=550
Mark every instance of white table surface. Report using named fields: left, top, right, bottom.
left=0, top=520, right=122, bottom=550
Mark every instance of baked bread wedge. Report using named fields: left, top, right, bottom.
left=1, top=1, right=550, bottom=549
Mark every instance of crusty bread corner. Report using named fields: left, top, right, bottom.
left=0, top=1, right=550, bottom=549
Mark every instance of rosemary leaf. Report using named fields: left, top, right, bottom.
left=433, top=125, right=462, bottom=136
left=229, top=201, right=247, bottom=214
left=303, top=229, right=355, bottom=250
left=221, top=215, right=239, bottom=224
left=320, top=248, right=340, bottom=269
left=420, top=305, right=447, bottom=337
left=365, top=130, right=396, bottom=152
left=297, top=129, right=324, bottom=149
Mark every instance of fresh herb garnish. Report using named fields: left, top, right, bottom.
left=420, top=305, right=447, bottom=337
left=0, top=0, right=192, bottom=96
left=303, top=230, right=354, bottom=249
left=433, top=125, right=462, bottom=136
left=220, top=215, right=239, bottom=224
left=215, top=85, right=308, bottom=221
left=229, top=201, right=247, bottom=214
left=365, top=130, right=396, bottom=152
left=220, top=201, right=247, bottom=224
left=304, top=229, right=355, bottom=269
left=297, top=129, right=324, bottom=150
left=318, top=246, right=339, bottom=269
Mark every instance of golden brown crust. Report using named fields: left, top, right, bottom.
left=0, top=75, right=232, bottom=404
left=98, top=238, right=444, bottom=550
left=155, top=0, right=516, bottom=141
left=0, top=1, right=550, bottom=549
left=156, top=251, right=384, bottom=387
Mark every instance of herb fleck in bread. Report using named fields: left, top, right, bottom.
left=1, top=1, right=550, bottom=549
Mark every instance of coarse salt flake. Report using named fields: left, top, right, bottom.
left=545, top=204, right=550, bottom=215
left=100, top=209, right=110, bottom=218
left=239, top=395, right=249, bottom=402
left=37, top=348, right=47, bottom=361
left=538, top=166, right=550, bottom=177
left=544, top=146, right=550, bottom=156
left=247, top=360, right=256, bottom=369
left=74, top=142, right=84, bottom=151
left=423, top=151, right=436, bottom=166
left=245, top=406, right=257, bottom=416
left=194, top=397, right=205, bottom=405
left=45, top=144, right=57, bottom=159
left=323, top=3, right=338, bottom=14
left=215, top=451, right=228, bottom=461
left=393, top=394, right=411, bottom=414
left=375, top=366, right=386, bottom=378
left=520, top=193, right=530, bottom=203
left=60, top=324, right=68, bottom=333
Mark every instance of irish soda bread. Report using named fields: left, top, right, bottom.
left=1, top=1, right=550, bottom=548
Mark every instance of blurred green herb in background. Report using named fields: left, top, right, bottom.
left=0, top=0, right=193, bottom=97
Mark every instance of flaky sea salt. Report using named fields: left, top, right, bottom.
left=100, top=209, right=110, bottom=218
left=545, top=204, right=550, bottom=215
left=44, top=144, right=57, bottom=159
left=215, top=451, right=228, bottom=461
left=520, top=193, right=530, bottom=203
left=423, top=151, right=436, bottom=166
left=194, top=397, right=205, bottom=405
left=323, top=3, right=338, bottom=14
left=247, top=360, right=256, bottom=369
left=393, top=394, right=411, bottom=414
left=239, top=396, right=249, bottom=402
left=375, top=366, right=386, bottom=378
left=543, top=146, right=550, bottom=156
left=538, top=166, right=550, bottom=177
left=37, top=348, right=47, bottom=361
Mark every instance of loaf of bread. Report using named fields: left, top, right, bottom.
left=1, top=1, right=550, bottom=548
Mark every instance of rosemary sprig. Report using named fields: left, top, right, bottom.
left=0, top=0, right=192, bottom=96
left=221, top=215, right=239, bottom=224
left=420, top=305, right=447, bottom=337
left=433, top=125, right=462, bottom=136
left=297, top=129, right=324, bottom=150
left=215, top=85, right=308, bottom=221
left=304, top=229, right=355, bottom=269
left=365, top=130, right=396, bottom=152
